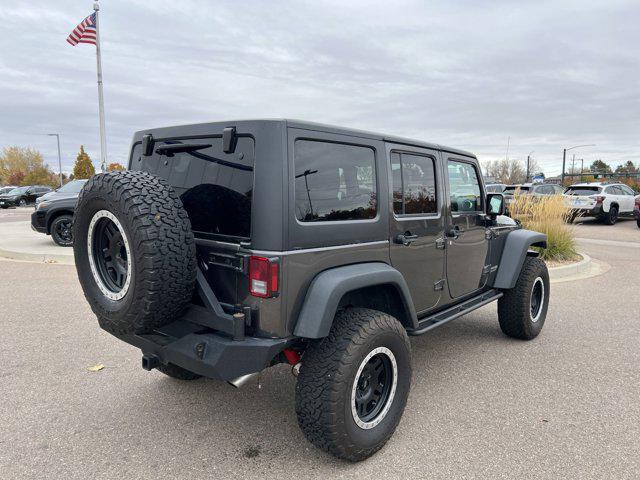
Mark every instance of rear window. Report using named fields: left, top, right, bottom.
left=565, top=186, right=601, bottom=195
left=130, top=136, right=254, bottom=240
left=294, top=140, right=376, bottom=222
left=503, top=186, right=530, bottom=194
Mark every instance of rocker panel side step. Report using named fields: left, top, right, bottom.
left=409, top=289, right=503, bottom=336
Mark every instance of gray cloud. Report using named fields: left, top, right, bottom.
left=1, top=0, right=638, bottom=176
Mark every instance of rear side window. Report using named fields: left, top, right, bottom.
left=448, top=160, right=482, bottom=212
left=130, top=136, right=255, bottom=240
left=619, top=185, right=635, bottom=195
left=565, top=186, right=601, bottom=195
left=294, top=140, right=376, bottom=222
left=391, top=152, right=437, bottom=215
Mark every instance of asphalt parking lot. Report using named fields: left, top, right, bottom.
left=1, top=213, right=639, bottom=479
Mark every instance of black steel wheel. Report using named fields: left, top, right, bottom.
left=50, top=214, right=74, bottom=247
left=88, top=211, right=131, bottom=298
left=352, top=348, right=396, bottom=426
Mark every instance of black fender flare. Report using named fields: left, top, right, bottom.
left=293, top=262, right=418, bottom=339
left=492, top=229, right=547, bottom=289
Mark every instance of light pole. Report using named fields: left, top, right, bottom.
left=47, top=134, right=63, bottom=188
left=526, top=151, right=534, bottom=182
left=561, top=144, right=596, bottom=185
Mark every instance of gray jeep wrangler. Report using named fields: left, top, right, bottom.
left=73, top=119, right=549, bottom=461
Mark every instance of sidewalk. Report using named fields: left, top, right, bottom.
left=0, top=221, right=75, bottom=264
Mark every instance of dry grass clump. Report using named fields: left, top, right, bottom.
left=509, top=193, right=578, bottom=261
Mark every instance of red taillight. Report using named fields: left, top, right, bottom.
left=249, top=256, right=279, bottom=298
left=589, top=195, right=605, bottom=204
left=635, top=198, right=640, bottom=208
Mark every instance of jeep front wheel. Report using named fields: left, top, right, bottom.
left=295, top=308, right=411, bottom=461
left=498, top=256, right=549, bottom=340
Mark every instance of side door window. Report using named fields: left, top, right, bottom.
left=448, top=161, right=482, bottom=213
left=391, top=153, right=437, bottom=216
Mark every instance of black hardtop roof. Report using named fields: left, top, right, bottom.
left=134, top=119, right=476, bottom=159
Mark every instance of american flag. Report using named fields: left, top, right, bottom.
left=66, top=12, right=97, bottom=46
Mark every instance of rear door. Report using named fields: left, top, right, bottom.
left=445, top=157, right=490, bottom=299
left=617, top=185, right=636, bottom=212
left=388, top=146, right=446, bottom=313
left=129, top=134, right=256, bottom=307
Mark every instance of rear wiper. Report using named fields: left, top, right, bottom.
left=155, top=143, right=212, bottom=156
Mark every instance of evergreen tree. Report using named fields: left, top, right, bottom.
left=589, top=159, right=612, bottom=174
left=72, top=145, right=96, bottom=179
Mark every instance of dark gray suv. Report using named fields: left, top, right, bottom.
left=72, top=120, right=550, bottom=461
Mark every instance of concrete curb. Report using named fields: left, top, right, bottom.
left=548, top=253, right=592, bottom=280
left=548, top=252, right=609, bottom=283
left=0, top=246, right=74, bottom=265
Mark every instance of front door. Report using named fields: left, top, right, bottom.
left=388, top=147, right=446, bottom=313
left=445, top=158, right=490, bottom=299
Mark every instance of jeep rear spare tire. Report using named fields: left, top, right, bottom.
left=73, top=171, right=196, bottom=335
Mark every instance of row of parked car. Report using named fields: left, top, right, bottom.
left=487, top=181, right=640, bottom=227
left=0, top=185, right=53, bottom=208
left=0, top=180, right=87, bottom=246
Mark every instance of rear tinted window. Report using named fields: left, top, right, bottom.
left=391, top=152, right=437, bottom=215
left=294, top=140, right=376, bottom=222
left=565, top=186, right=601, bottom=195
left=130, top=136, right=254, bottom=240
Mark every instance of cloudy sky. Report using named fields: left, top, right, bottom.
left=1, top=0, right=638, bottom=176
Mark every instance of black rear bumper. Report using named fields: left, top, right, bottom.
left=110, top=319, right=291, bottom=381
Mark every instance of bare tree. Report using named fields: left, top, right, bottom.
left=485, top=158, right=526, bottom=184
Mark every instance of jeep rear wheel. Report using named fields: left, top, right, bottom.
left=295, top=308, right=411, bottom=461
left=498, top=256, right=549, bottom=340
left=73, top=171, right=197, bottom=335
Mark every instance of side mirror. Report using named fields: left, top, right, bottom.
left=487, top=193, right=504, bottom=217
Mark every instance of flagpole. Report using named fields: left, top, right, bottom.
left=93, top=2, right=107, bottom=172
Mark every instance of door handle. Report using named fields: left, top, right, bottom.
left=394, top=233, right=419, bottom=246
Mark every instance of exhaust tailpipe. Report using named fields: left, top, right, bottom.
left=227, top=372, right=259, bottom=388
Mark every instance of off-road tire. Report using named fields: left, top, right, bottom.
left=156, top=363, right=202, bottom=380
left=498, top=256, right=549, bottom=340
left=295, top=308, right=411, bottom=462
left=73, top=170, right=196, bottom=335
left=603, top=206, right=618, bottom=225
left=50, top=214, right=74, bottom=247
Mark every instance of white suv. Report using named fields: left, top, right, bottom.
left=564, top=182, right=637, bottom=225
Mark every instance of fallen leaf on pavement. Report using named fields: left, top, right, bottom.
left=87, top=364, right=105, bottom=372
